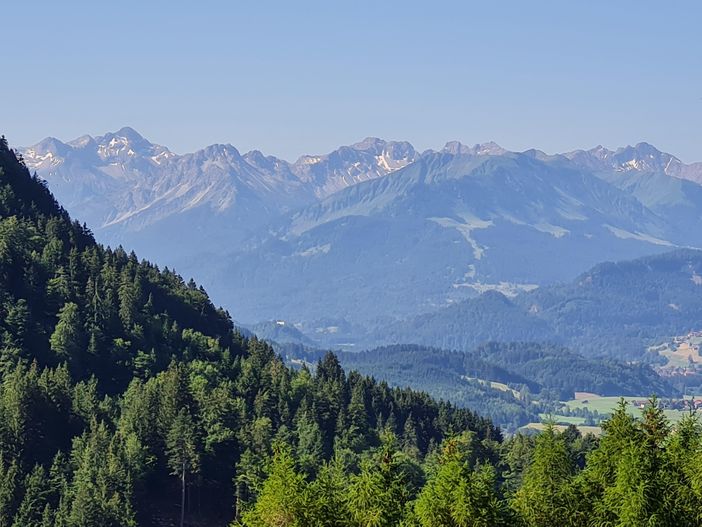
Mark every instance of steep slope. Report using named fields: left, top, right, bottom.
left=215, top=150, right=693, bottom=327
left=290, top=136, right=420, bottom=197
left=565, top=142, right=702, bottom=240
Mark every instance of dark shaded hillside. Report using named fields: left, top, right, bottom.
left=380, top=249, right=702, bottom=358
left=470, top=342, right=672, bottom=398
left=292, top=343, right=540, bottom=431
left=522, top=250, right=702, bottom=355
left=0, top=136, right=497, bottom=526
left=279, top=342, right=673, bottom=431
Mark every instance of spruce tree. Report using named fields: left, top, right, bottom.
left=512, top=424, right=577, bottom=527
left=166, top=409, right=200, bottom=527
left=347, top=433, right=415, bottom=527
left=240, top=443, right=310, bottom=527
left=49, top=302, right=83, bottom=365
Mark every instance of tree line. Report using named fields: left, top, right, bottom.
left=240, top=400, right=702, bottom=526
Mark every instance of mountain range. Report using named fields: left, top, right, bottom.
left=20, top=128, right=702, bottom=338
left=21, top=128, right=418, bottom=244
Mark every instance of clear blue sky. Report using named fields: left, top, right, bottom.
left=5, top=1, right=702, bottom=161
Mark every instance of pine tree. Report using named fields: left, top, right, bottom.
left=308, top=454, right=350, bottom=527
left=597, top=399, right=670, bottom=527
left=11, top=465, right=49, bottom=527
left=49, top=302, right=83, bottom=364
left=577, top=398, right=640, bottom=524
left=0, top=455, right=19, bottom=527
left=511, top=424, right=577, bottom=527
left=415, top=433, right=508, bottom=527
left=347, top=433, right=415, bottom=527
left=240, top=443, right=311, bottom=527
left=664, top=414, right=702, bottom=525
left=166, top=409, right=200, bottom=527
left=68, top=420, right=136, bottom=527
left=295, top=410, right=324, bottom=478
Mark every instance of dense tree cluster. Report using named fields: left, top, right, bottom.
left=380, top=249, right=702, bottom=359
left=284, top=343, right=672, bottom=431
left=242, top=401, right=702, bottom=527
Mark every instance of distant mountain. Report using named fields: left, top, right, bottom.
left=20, top=129, right=417, bottom=272
left=378, top=249, right=702, bottom=358
left=289, top=137, right=420, bottom=198
left=21, top=129, right=702, bottom=334
left=214, top=150, right=702, bottom=327
left=21, top=128, right=309, bottom=266
left=565, top=142, right=702, bottom=183
left=247, top=320, right=317, bottom=346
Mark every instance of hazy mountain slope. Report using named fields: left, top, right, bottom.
left=20, top=130, right=420, bottom=273
left=566, top=142, right=702, bottom=183
left=215, top=151, right=695, bottom=326
left=20, top=128, right=312, bottom=265
left=290, top=136, right=420, bottom=197
left=22, top=130, right=702, bottom=334
left=564, top=142, right=702, bottom=241
left=380, top=249, right=702, bottom=358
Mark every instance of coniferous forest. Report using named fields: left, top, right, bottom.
left=1, top=134, right=702, bottom=527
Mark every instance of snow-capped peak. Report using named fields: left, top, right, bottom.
left=441, top=141, right=506, bottom=156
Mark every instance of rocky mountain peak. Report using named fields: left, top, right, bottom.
left=441, top=141, right=506, bottom=156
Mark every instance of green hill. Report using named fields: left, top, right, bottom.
left=282, top=342, right=673, bottom=431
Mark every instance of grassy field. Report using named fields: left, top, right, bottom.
left=652, top=334, right=702, bottom=368
left=659, top=344, right=702, bottom=368
left=538, top=414, right=587, bottom=425
left=462, top=376, right=522, bottom=399
left=563, top=395, right=697, bottom=424
left=519, top=393, right=701, bottom=437
left=521, top=422, right=603, bottom=436
left=564, top=395, right=642, bottom=414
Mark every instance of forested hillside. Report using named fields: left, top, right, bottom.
left=378, top=250, right=702, bottom=358
left=242, top=399, right=702, bottom=527
left=282, top=343, right=673, bottom=431
left=0, top=137, right=495, bottom=525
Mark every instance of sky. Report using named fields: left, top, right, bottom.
left=4, top=1, right=702, bottom=161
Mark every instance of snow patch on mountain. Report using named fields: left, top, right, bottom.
left=604, top=225, right=674, bottom=247
left=451, top=280, right=539, bottom=297
left=533, top=223, right=570, bottom=238
left=428, top=215, right=493, bottom=259
left=295, top=244, right=332, bottom=257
